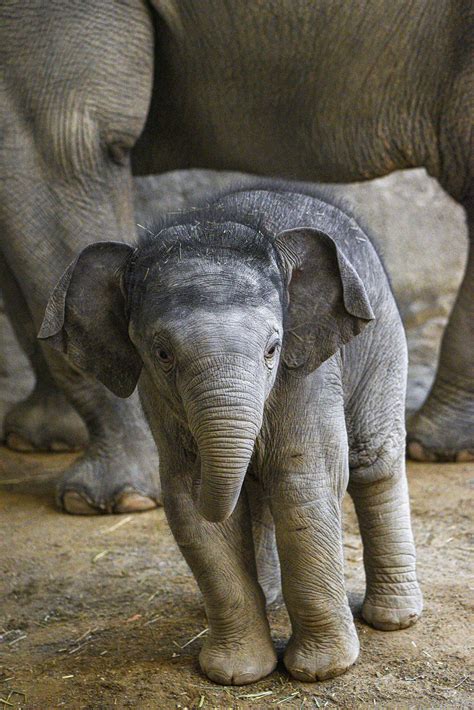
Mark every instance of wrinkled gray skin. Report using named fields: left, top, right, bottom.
left=1, top=1, right=472, bottom=514
left=0, top=259, right=88, bottom=453
left=0, top=1, right=161, bottom=513
left=40, top=185, right=423, bottom=684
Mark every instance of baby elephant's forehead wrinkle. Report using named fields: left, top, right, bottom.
left=141, top=257, right=280, bottom=311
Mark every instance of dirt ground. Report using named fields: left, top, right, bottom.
left=0, top=449, right=472, bottom=709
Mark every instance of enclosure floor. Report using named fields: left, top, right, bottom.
left=0, top=448, right=472, bottom=709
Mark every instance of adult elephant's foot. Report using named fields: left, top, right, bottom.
left=284, top=619, right=359, bottom=681
left=407, top=372, right=474, bottom=462
left=362, top=582, right=423, bottom=631
left=199, top=624, right=277, bottom=685
left=4, top=386, right=88, bottom=453
left=58, top=448, right=161, bottom=515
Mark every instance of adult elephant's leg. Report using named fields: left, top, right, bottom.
left=408, top=190, right=474, bottom=461
left=348, top=456, right=423, bottom=630
left=0, top=247, right=160, bottom=514
left=2, top=245, right=161, bottom=514
left=407, top=61, right=474, bottom=463
left=0, top=214, right=161, bottom=515
left=0, top=0, right=159, bottom=512
left=0, top=252, right=87, bottom=452
left=50, top=352, right=160, bottom=514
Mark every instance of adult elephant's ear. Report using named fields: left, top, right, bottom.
left=275, top=227, right=375, bottom=374
left=38, top=242, right=142, bottom=398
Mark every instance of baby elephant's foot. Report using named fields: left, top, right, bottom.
left=199, top=625, right=277, bottom=685
left=57, top=451, right=161, bottom=515
left=284, top=621, right=359, bottom=682
left=362, top=582, right=423, bottom=631
left=4, top=387, right=88, bottom=453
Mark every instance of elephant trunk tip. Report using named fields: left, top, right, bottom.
left=197, top=489, right=240, bottom=523
left=197, top=472, right=244, bottom=523
left=197, top=502, right=233, bottom=524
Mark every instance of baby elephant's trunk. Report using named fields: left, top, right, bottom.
left=182, top=361, right=265, bottom=522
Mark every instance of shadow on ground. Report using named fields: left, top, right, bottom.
left=0, top=448, right=472, bottom=709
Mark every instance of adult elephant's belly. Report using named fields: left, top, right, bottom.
left=136, top=0, right=445, bottom=184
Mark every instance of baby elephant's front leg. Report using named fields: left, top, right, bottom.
left=163, top=471, right=277, bottom=685
left=270, top=474, right=359, bottom=681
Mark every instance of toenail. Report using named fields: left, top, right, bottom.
left=50, top=440, right=71, bottom=452
left=6, top=433, right=35, bottom=452
left=407, top=441, right=436, bottom=462
left=62, top=491, right=101, bottom=515
left=407, top=441, right=424, bottom=460
left=114, top=492, right=157, bottom=513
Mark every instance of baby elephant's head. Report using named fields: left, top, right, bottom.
left=39, top=217, right=373, bottom=522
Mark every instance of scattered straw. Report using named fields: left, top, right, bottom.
left=69, top=642, right=90, bottom=655
left=237, top=691, right=273, bottom=699
left=144, top=616, right=161, bottom=627
left=180, top=628, right=208, bottom=649
left=74, top=628, right=97, bottom=644
left=6, top=691, right=26, bottom=702
left=0, top=472, right=53, bottom=484
left=92, top=550, right=110, bottom=563
left=8, top=635, right=26, bottom=646
left=101, top=516, right=133, bottom=534
left=275, top=691, right=300, bottom=705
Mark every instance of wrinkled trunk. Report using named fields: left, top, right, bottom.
left=182, top=362, right=265, bottom=523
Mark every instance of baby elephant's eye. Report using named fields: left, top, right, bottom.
left=107, top=141, right=130, bottom=166
left=157, top=348, right=175, bottom=371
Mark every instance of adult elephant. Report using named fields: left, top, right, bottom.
left=0, top=1, right=472, bottom=514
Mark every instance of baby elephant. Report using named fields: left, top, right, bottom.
left=39, top=183, right=422, bottom=684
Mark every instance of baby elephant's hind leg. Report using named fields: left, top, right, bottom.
left=349, top=453, right=423, bottom=631
left=245, top=475, right=281, bottom=605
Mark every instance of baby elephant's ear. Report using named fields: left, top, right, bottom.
left=275, top=227, right=375, bottom=374
left=38, top=242, right=142, bottom=398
